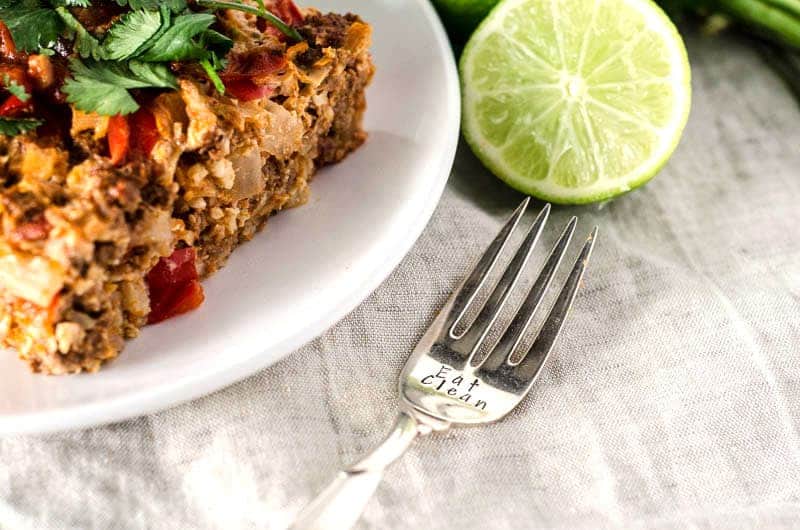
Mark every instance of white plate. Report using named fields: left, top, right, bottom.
left=0, top=0, right=460, bottom=435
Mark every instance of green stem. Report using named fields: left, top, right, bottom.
left=716, top=0, right=800, bottom=48
left=196, top=0, right=303, bottom=42
left=200, top=58, right=226, bottom=95
left=761, top=0, right=800, bottom=16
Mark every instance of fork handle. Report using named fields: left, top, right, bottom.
left=291, top=412, right=424, bottom=530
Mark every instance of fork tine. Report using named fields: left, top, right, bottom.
left=445, top=198, right=530, bottom=335
left=510, top=227, right=598, bottom=383
left=452, top=204, right=551, bottom=356
left=477, top=216, right=577, bottom=371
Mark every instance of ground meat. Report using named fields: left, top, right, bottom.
left=300, top=13, right=361, bottom=48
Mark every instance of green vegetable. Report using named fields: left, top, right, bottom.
left=55, top=6, right=104, bottom=59
left=662, top=0, right=800, bottom=50
left=196, top=0, right=303, bottom=42
left=0, top=1, right=63, bottom=51
left=200, top=58, right=225, bottom=94
left=114, top=0, right=186, bottom=11
left=136, top=13, right=217, bottom=62
left=2, top=75, right=30, bottom=102
left=0, top=0, right=298, bottom=118
left=0, top=117, right=43, bottom=135
left=714, top=0, right=800, bottom=48
left=102, top=9, right=163, bottom=60
left=62, top=59, right=178, bottom=115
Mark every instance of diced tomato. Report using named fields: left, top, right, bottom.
left=220, top=50, right=286, bottom=102
left=259, top=0, right=304, bottom=35
left=129, top=107, right=159, bottom=156
left=223, top=79, right=275, bottom=102
left=274, top=0, right=305, bottom=26
left=221, top=50, right=287, bottom=83
left=0, top=63, right=34, bottom=117
left=0, top=95, right=29, bottom=117
left=146, top=248, right=198, bottom=293
left=148, top=281, right=205, bottom=324
left=107, top=114, right=130, bottom=166
left=146, top=247, right=205, bottom=324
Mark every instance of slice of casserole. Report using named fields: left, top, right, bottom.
left=0, top=1, right=373, bottom=373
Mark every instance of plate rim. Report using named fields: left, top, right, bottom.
left=0, top=0, right=460, bottom=436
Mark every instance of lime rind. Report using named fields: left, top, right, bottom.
left=432, top=0, right=500, bottom=36
left=460, top=0, right=692, bottom=205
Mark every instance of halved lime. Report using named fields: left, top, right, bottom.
left=461, top=0, right=691, bottom=204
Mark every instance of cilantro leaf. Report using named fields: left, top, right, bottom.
left=0, top=117, right=42, bottom=136
left=1, top=0, right=304, bottom=116
left=114, top=0, right=187, bottom=13
left=54, top=6, right=104, bottom=59
left=0, top=0, right=63, bottom=52
left=2, top=74, right=30, bottom=101
left=49, top=0, right=91, bottom=6
left=102, top=9, right=163, bottom=60
left=68, top=59, right=177, bottom=91
left=200, top=58, right=224, bottom=94
left=63, top=59, right=177, bottom=115
left=137, top=13, right=216, bottom=62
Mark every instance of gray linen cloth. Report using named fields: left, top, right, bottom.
left=2, top=30, right=800, bottom=530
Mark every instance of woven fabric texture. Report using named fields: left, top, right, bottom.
left=1, top=29, right=800, bottom=530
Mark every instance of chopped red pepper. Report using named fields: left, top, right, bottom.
left=107, top=114, right=130, bottom=166
left=0, top=95, right=30, bottom=117
left=129, top=107, right=159, bottom=156
left=0, top=64, right=32, bottom=117
left=105, top=108, right=159, bottom=162
left=146, top=247, right=205, bottom=324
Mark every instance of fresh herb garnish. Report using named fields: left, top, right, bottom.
left=114, top=0, right=186, bottom=11
left=137, top=13, right=217, bottom=62
left=0, top=117, right=43, bottom=135
left=2, top=74, right=30, bottom=101
left=0, top=0, right=302, bottom=121
left=196, top=0, right=303, bottom=42
left=0, top=0, right=64, bottom=52
left=62, top=59, right=178, bottom=115
left=55, top=5, right=104, bottom=59
left=102, top=9, right=163, bottom=60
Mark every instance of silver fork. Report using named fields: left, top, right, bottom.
left=292, top=199, right=598, bottom=530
